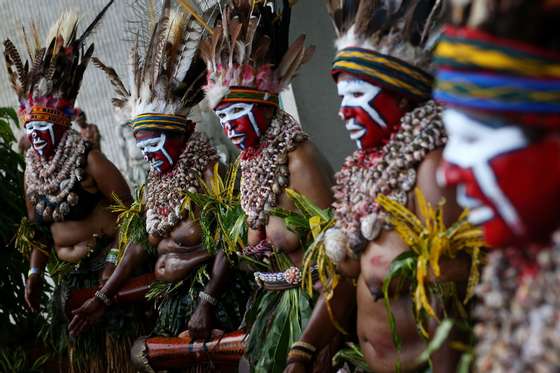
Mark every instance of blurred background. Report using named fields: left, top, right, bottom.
left=0, top=0, right=354, bottom=186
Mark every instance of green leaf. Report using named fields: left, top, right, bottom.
left=417, top=319, right=454, bottom=364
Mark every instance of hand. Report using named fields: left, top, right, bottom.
left=25, top=275, right=42, bottom=312
left=68, top=296, right=107, bottom=337
left=187, top=302, right=214, bottom=341
left=283, top=361, right=308, bottom=373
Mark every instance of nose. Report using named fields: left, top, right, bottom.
left=437, top=160, right=464, bottom=188
left=31, top=131, right=37, bottom=138
left=339, top=106, right=352, bottom=121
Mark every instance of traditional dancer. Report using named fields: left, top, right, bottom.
left=434, top=1, right=560, bottom=371
left=92, top=1, right=249, bottom=371
left=200, top=1, right=354, bottom=371
left=6, top=2, right=145, bottom=371
left=289, top=1, right=469, bottom=372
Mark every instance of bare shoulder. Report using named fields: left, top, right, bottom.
left=288, top=140, right=333, bottom=178
left=415, top=148, right=462, bottom=224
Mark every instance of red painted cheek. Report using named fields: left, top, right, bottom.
left=490, top=141, right=560, bottom=245
left=439, top=161, right=463, bottom=187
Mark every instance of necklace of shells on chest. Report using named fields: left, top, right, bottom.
left=239, top=110, right=309, bottom=230
left=145, top=131, right=218, bottom=237
left=25, top=129, right=88, bottom=223
left=326, top=101, right=446, bottom=260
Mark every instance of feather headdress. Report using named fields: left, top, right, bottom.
left=328, top=0, right=446, bottom=101
left=433, top=0, right=560, bottom=129
left=3, top=0, right=114, bottom=126
left=95, top=0, right=219, bottom=133
left=200, top=0, right=315, bottom=109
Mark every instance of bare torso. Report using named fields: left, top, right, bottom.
left=358, top=232, right=426, bottom=372
left=151, top=166, right=216, bottom=282
left=247, top=141, right=334, bottom=267
left=355, top=149, right=465, bottom=373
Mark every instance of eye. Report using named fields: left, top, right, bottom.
left=352, top=92, right=364, bottom=98
left=218, top=113, right=226, bottom=119
left=233, top=107, right=244, bottom=114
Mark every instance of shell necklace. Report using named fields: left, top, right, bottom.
left=326, top=101, right=446, bottom=258
left=240, top=110, right=308, bottom=230
left=145, top=132, right=218, bottom=236
left=25, top=129, right=88, bottom=223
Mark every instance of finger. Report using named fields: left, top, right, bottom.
left=70, top=319, right=88, bottom=337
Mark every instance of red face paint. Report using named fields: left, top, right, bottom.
left=440, top=109, right=560, bottom=248
left=214, top=102, right=271, bottom=150
left=25, top=121, right=67, bottom=158
left=337, top=79, right=406, bottom=150
left=134, top=130, right=185, bottom=174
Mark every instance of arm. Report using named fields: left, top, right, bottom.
left=416, top=149, right=470, bottom=283
left=25, top=247, right=49, bottom=312
left=86, top=149, right=132, bottom=205
left=188, top=250, right=231, bottom=340
left=68, top=241, right=149, bottom=337
left=284, top=279, right=356, bottom=373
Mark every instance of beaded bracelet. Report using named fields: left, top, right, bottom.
left=95, top=290, right=111, bottom=306
left=286, top=341, right=317, bottom=367
left=199, top=291, right=218, bottom=306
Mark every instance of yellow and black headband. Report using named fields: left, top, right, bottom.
left=129, top=113, right=193, bottom=133
left=221, top=87, right=279, bottom=108
left=332, top=47, right=433, bottom=101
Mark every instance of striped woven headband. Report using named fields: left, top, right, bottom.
left=222, top=88, right=279, bottom=107
left=332, top=47, right=434, bottom=101
left=434, top=27, right=560, bottom=127
left=129, top=113, right=191, bottom=133
left=435, top=27, right=560, bottom=78
left=23, top=106, right=71, bottom=127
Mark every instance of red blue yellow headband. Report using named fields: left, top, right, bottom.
left=434, top=27, right=560, bottom=129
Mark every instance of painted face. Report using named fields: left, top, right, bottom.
left=337, top=79, right=406, bottom=150
left=214, top=102, right=270, bottom=150
left=439, top=108, right=560, bottom=248
left=134, top=130, right=185, bottom=174
left=25, top=121, right=66, bottom=158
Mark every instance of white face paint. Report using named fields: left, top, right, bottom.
left=442, top=108, right=528, bottom=231
left=25, top=121, right=54, bottom=155
left=136, top=133, right=173, bottom=172
left=337, top=79, right=386, bottom=149
left=215, top=102, right=260, bottom=150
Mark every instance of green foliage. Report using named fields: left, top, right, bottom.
left=0, top=347, right=49, bottom=373
left=332, top=342, right=371, bottom=373
left=0, top=107, right=52, bottom=369
left=0, top=107, right=24, bottom=243
left=181, top=160, right=247, bottom=258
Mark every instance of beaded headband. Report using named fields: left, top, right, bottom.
left=332, top=47, right=434, bottom=101
left=129, top=113, right=194, bottom=134
left=220, top=87, right=279, bottom=108
left=434, top=27, right=560, bottom=128
left=22, top=106, right=71, bottom=127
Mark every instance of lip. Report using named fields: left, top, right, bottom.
left=229, top=133, right=246, bottom=145
left=457, top=185, right=494, bottom=225
left=345, top=120, right=366, bottom=140
left=33, top=139, right=47, bottom=150
left=468, top=206, right=494, bottom=225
